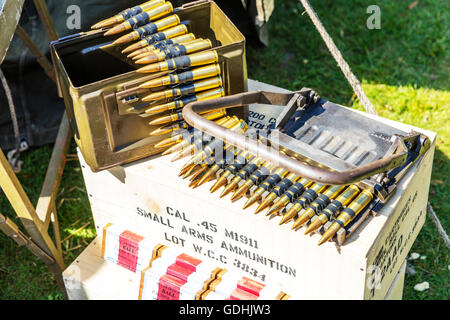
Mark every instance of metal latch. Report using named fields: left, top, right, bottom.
left=115, top=71, right=170, bottom=115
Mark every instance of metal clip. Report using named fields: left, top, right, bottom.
left=6, top=139, right=28, bottom=173
left=296, top=87, right=320, bottom=110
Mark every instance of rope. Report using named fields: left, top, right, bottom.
left=0, top=68, right=20, bottom=152
left=427, top=203, right=450, bottom=249
left=298, top=0, right=449, bottom=249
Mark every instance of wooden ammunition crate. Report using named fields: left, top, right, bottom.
left=74, top=80, right=436, bottom=300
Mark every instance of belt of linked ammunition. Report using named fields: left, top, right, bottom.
left=236, top=163, right=259, bottom=180
left=153, top=38, right=176, bottom=49
left=145, top=32, right=168, bottom=44
left=122, top=7, right=144, bottom=20
left=166, top=55, right=195, bottom=69
left=260, top=174, right=282, bottom=191
left=295, top=188, right=318, bottom=207
left=171, top=83, right=195, bottom=96
left=224, top=155, right=248, bottom=174
left=248, top=167, right=271, bottom=185
left=272, top=179, right=295, bottom=197
left=284, top=182, right=308, bottom=201
left=161, top=45, right=187, bottom=58
left=130, top=12, right=152, bottom=28
left=137, top=21, right=161, bottom=36
left=322, top=199, right=345, bottom=220
left=309, top=194, right=332, bottom=213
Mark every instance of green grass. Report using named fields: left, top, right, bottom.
left=0, top=0, right=448, bottom=299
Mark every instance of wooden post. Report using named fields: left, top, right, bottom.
left=32, top=0, right=59, bottom=42
left=14, top=25, right=56, bottom=82
left=0, top=148, right=64, bottom=268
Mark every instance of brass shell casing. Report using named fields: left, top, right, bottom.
left=337, top=189, right=374, bottom=227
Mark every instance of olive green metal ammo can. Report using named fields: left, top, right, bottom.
left=50, top=0, right=247, bottom=172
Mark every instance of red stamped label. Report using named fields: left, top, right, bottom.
left=167, top=263, right=195, bottom=282
left=176, top=253, right=202, bottom=271
left=237, top=277, right=265, bottom=296
left=229, top=288, right=259, bottom=300
left=118, top=230, right=144, bottom=272
left=157, top=274, right=186, bottom=300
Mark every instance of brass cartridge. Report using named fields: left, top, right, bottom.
left=142, top=87, right=224, bottom=116
left=142, top=75, right=222, bottom=102
left=318, top=189, right=374, bottom=245
left=92, top=0, right=165, bottom=29
left=220, top=157, right=265, bottom=198
left=279, top=183, right=328, bottom=225
left=114, top=19, right=186, bottom=46
left=303, top=184, right=360, bottom=233
left=137, top=50, right=218, bottom=73
left=266, top=178, right=313, bottom=217
left=293, top=184, right=353, bottom=230
left=125, top=33, right=196, bottom=56
left=243, top=168, right=289, bottom=210
left=136, top=39, right=212, bottom=64
left=105, top=2, right=174, bottom=36
left=255, top=173, right=299, bottom=214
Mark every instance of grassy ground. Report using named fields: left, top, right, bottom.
left=0, top=0, right=448, bottom=299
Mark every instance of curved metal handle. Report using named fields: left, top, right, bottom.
left=182, top=91, right=408, bottom=185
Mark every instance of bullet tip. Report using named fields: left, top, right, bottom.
left=266, top=207, right=279, bottom=217
left=182, top=164, right=198, bottom=178
left=161, top=148, right=173, bottom=156
left=317, top=229, right=335, bottom=246
left=242, top=200, right=253, bottom=210
left=122, top=47, right=135, bottom=54
left=230, top=192, right=242, bottom=202
left=112, top=36, right=130, bottom=45
left=292, top=215, right=308, bottom=230
left=304, top=220, right=321, bottom=235
left=188, top=179, right=199, bottom=188
left=210, top=178, right=226, bottom=193
left=104, top=28, right=121, bottom=37
left=136, top=55, right=157, bottom=64
left=219, top=189, right=231, bottom=198
left=254, top=205, right=265, bottom=215
left=279, top=211, right=295, bottom=225
left=133, top=52, right=152, bottom=61
left=254, top=209, right=263, bottom=215
left=93, top=17, right=120, bottom=30
left=149, top=118, right=166, bottom=126
left=136, top=64, right=159, bottom=73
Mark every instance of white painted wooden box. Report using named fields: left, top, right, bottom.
left=73, top=80, right=436, bottom=300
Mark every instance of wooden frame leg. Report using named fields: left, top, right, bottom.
left=0, top=113, right=72, bottom=296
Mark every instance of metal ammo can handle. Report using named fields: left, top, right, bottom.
left=182, top=90, right=410, bottom=185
